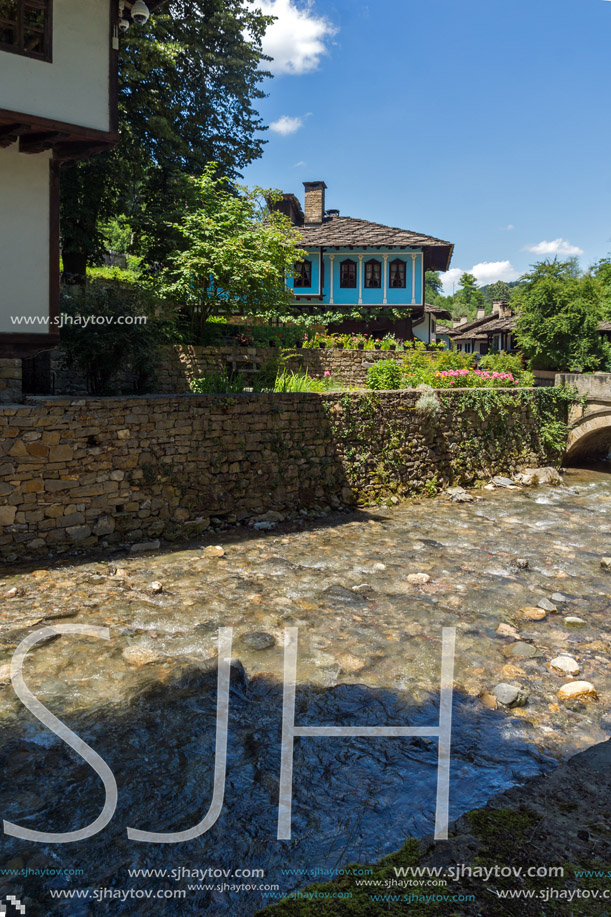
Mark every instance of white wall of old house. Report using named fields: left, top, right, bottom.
left=0, top=145, right=50, bottom=333
left=0, top=0, right=111, bottom=132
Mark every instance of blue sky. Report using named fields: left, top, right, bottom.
left=243, top=0, right=611, bottom=293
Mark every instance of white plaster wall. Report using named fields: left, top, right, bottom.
left=0, top=145, right=50, bottom=334
left=413, top=313, right=432, bottom=344
left=0, top=0, right=110, bottom=132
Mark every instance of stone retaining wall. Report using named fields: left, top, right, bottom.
left=0, top=389, right=556, bottom=561
left=48, top=345, right=407, bottom=395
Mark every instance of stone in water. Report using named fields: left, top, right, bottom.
left=557, top=681, right=597, bottom=702
left=549, top=655, right=580, bottom=677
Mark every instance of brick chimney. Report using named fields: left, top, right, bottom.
left=477, top=308, right=486, bottom=320
left=303, top=181, right=327, bottom=225
left=492, top=299, right=505, bottom=316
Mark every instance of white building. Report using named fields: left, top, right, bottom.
left=0, top=0, right=162, bottom=365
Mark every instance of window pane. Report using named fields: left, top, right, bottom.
left=24, top=28, right=43, bottom=52
left=24, top=4, right=45, bottom=28
left=389, top=260, right=406, bottom=289
left=340, top=260, right=356, bottom=288
left=365, top=260, right=381, bottom=288
left=0, top=0, right=17, bottom=20
left=293, top=261, right=311, bottom=288
left=0, top=23, right=15, bottom=43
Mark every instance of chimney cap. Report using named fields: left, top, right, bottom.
left=326, top=208, right=340, bottom=219
left=303, top=180, right=327, bottom=191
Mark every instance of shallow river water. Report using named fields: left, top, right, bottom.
left=0, top=467, right=610, bottom=914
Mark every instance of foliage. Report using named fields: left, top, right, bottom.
left=478, top=350, right=533, bottom=382
left=453, top=271, right=484, bottom=320
left=190, top=370, right=245, bottom=394
left=60, top=0, right=272, bottom=275
left=273, top=370, right=337, bottom=393
left=366, top=360, right=404, bottom=390
left=514, top=259, right=606, bottom=371
left=415, top=385, right=441, bottom=417
left=302, top=332, right=404, bottom=350
left=157, top=166, right=305, bottom=335
left=59, top=284, right=160, bottom=394
left=483, top=279, right=512, bottom=305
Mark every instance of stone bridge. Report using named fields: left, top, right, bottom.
left=556, top=373, right=611, bottom=463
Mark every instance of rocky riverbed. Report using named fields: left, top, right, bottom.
left=0, top=466, right=609, bottom=914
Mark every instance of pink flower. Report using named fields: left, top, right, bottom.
left=324, top=371, right=331, bottom=377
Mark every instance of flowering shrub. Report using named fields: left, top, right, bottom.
left=432, top=368, right=519, bottom=387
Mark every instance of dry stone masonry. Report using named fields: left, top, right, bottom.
left=0, top=389, right=554, bottom=560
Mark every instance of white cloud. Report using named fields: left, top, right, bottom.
left=269, top=115, right=304, bottom=135
left=523, top=238, right=584, bottom=256
left=439, top=260, right=520, bottom=295
left=500, top=224, right=515, bottom=231
left=293, top=160, right=307, bottom=167
left=257, top=0, right=337, bottom=75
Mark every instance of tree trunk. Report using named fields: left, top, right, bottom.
left=62, top=251, right=88, bottom=286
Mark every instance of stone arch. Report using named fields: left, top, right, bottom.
left=564, top=410, right=611, bottom=464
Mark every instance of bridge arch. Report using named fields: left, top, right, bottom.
left=564, top=409, right=611, bottom=464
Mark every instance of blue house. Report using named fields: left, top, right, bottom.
left=277, top=181, right=454, bottom=340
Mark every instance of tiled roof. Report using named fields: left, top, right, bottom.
left=299, top=217, right=453, bottom=272
left=436, top=324, right=452, bottom=335
left=425, top=303, right=452, bottom=320
left=599, top=321, right=611, bottom=332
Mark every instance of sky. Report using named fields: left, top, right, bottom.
left=242, top=0, right=611, bottom=293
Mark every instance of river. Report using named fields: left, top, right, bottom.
left=0, top=466, right=609, bottom=914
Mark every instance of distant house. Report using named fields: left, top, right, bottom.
left=444, top=301, right=516, bottom=355
left=600, top=321, right=611, bottom=342
left=277, top=181, right=453, bottom=340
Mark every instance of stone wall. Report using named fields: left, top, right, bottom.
left=0, top=389, right=557, bottom=561
left=0, top=359, right=22, bottom=404
left=45, top=345, right=407, bottom=395
left=154, top=345, right=407, bottom=393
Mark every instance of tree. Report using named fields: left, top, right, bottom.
left=425, top=271, right=443, bottom=301
left=60, top=0, right=273, bottom=280
left=591, top=256, right=611, bottom=320
left=484, top=280, right=511, bottom=304
left=159, top=167, right=306, bottom=337
left=514, top=260, right=605, bottom=371
left=453, top=272, right=484, bottom=319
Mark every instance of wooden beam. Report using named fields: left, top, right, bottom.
left=0, top=123, right=31, bottom=148
left=19, top=131, right=70, bottom=154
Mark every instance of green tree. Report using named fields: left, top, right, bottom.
left=484, top=280, right=511, bottom=305
left=591, top=256, right=611, bottom=320
left=425, top=271, right=443, bottom=301
left=60, top=0, right=273, bottom=280
left=159, top=167, right=305, bottom=337
left=453, top=272, right=483, bottom=320
left=514, top=260, right=605, bottom=371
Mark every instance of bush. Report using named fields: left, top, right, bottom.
left=415, top=384, right=441, bottom=417
left=59, top=284, right=158, bottom=395
left=190, top=370, right=245, bottom=393
left=366, top=360, right=405, bottom=390
left=479, top=351, right=534, bottom=384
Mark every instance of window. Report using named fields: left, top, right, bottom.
left=0, top=0, right=51, bottom=60
left=389, top=259, right=406, bottom=289
left=364, top=259, right=381, bottom=289
left=340, top=259, right=357, bottom=288
left=293, top=260, right=312, bottom=288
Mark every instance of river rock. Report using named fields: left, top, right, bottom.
left=202, top=545, right=225, bottom=557
left=538, top=598, right=558, bottom=613
left=0, top=663, right=11, bottom=685
left=407, top=573, right=431, bottom=585
left=122, top=646, right=161, bottom=667
left=517, top=467, right=563, bottom=486
left=5, top=587, right=18, bottom=598
left=492, top=476, right=517, bottom=489
left=551, top=593, right=567, bottom=603
left=514, top=558, right=529, bottom=570
left=492, top=683, right=528, bottom=707
left=564, top=616, right=587, bottom=627
left=502, top=641, right=538, bottom=659
left=496, top=622, right=520, bottom=639
left=148, top=581, right=163, bottom=594
left=550, top=655, right=581, bottom=677
left=240, top=632, right=276, bottom=651
left=558, top=681, right=597, bottom=701
left=601, top=558, right=611, bottom=570
left=337, top=653, right=366, bottom=674
left=518, top=606, right=547, bottom=621
left=447, top=487, right=474, bottom=503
